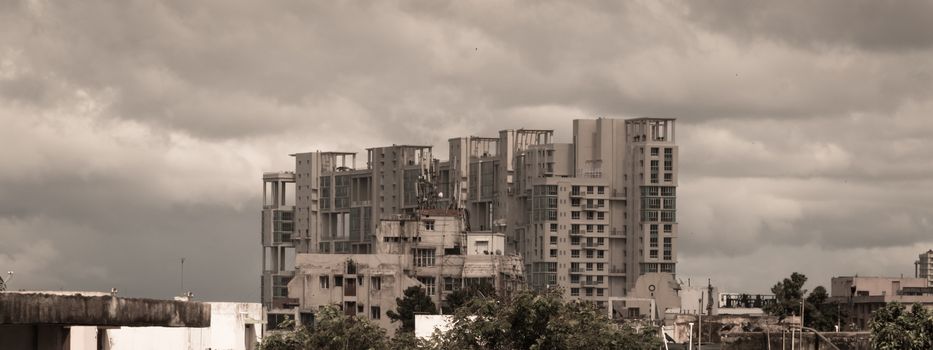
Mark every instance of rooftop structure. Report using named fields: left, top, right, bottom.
left=916, top=249, right=933, bottom=287
left=0, top=291, right=211, bottom=350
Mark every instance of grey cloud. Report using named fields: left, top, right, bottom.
left=2, top=0, right=933, bottom=299
left=684, top=0, right=933, bottom=52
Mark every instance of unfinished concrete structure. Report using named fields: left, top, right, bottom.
left=0, top=291, right=210, bottom=350
left=916, top=249, right=933, bottom=287
left=261, top=117, right=682, bottom=324
left=273, top=209, right=524, bottom=330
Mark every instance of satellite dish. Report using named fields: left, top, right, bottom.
left=438, top=192, right=444, bottom=198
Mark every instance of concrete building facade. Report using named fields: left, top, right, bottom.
left=261, top=117, right=682, bottom=323
left=916, top=249, right=933, bottom=286
left=829, top=276, right=933, bottom=330
left=278, top=210, right=524, bottom=331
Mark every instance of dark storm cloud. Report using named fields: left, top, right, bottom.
left=684, top=0, right=933, bottom=52
left=2, top=0, right=932, bottom=300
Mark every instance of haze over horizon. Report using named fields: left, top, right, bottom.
left=2, top=0, right=932, bottom=301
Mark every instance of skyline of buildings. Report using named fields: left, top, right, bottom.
left=260, top=117, right=683, bottom=324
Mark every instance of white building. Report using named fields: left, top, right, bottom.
left=71, top=302, right=262, bottom=350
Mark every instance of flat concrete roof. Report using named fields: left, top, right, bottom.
left=0, top=292, right=210, bottom=328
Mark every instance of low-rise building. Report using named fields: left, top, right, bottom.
left=276, top=210, right=524, bottom=331
left=829, top=275, right=933, bottom=330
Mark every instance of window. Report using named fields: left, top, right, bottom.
left=597, top=212, right=605, bottom=220
left=371, top=276, right=381, bottom=290
left=320, top=276, right=330, bottom=288
left=651, top=147, right=659, bottom=156
left=664, top=238, right=672, bottom=260
left=444, top=277, right=461, bottom=291
left=571, top=237, right=580, bottom=245
left=414, top=249, right=436, bottom=267
left=571, top=212, right=580, bottom=220
left=334, top=275, right=343, bottom=287
left=586, top=263, right=593, bottom=271
left=650, top=250, right=658, bottom=259
left=597, top=186, right=605, bottom=194
left=371, top=306, right=381, bottom=319
left=586, top=288, right=593, bottom=296
left=597, top=225, right=605, bottom=233
left=570, top=274, right=580, bottom=283
left=417, top=276, right=436, bottom=296
left=597, top=250, right=605, bottom=259
left=571, top=288, right=580, bottom=296
left=571, top=224, right=580, bottom=234
left=661, top=211, right=676, bottom=222
left=550, top=223, right=558, bottom=232
left=664, top=224, right=673, bottom=233
left=550, top=236, right=558, bottom=245
left=597, top=263, right=604, bottom=271
left=571, top=250, right=580, bottom=258
left=587, top=186, right=594, bottom=194
left=550, top=249, right=558, bottom=257
left=425, top=220, right=435, bottom=230
left=664, top=173, right=672, bottom=182
left=597, top=288, right=605, bottom=297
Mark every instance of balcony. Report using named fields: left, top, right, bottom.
left=570, top=191, right=583, bottom=197
left=569, top=230, right=582, bottom=235
left=609, top=229, right=626, bottom=238
left=583, top=280, right=600, bottom=286
left=582, top=204, right=606, bottom=211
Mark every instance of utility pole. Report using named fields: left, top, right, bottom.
left=800, top=299, right=805, bottom=349
left=181, top=257, right=185, bottom=294
left=698, top=293, right=703, bottom=350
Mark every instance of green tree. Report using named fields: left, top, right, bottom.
left=387, top=285, right=438, bottom=332
left=804, top=285, right=844, bottom=331
left=764, top=272, right=808, bottom=319
left=869, top=303, right=933, bottom=350
left=443, top=282, right=496, bottom=313
left=763, top=273, right=844, bottom=331
left=258, top=305, right=387, bottom=350
left=431, top=289, right=662, bottom=350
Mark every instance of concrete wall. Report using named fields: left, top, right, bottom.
left=0, top=292, right=210, bottom=328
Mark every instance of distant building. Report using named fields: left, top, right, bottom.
left=665, top=278, right=773, bottom=317
left=916, top=249, right=933, bottom=287
left=261, top=117, right=684, bottom=327
left=829, top=276, right=933, bottom=330
left=276, top=210, right=524, bottom=331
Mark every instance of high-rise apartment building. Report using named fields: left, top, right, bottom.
left=917, top=249, right=933, bottom=286
left=261, top=117, right=682, bottom=321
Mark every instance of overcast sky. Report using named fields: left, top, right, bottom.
left=2, top=0, right=932, bottom=302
